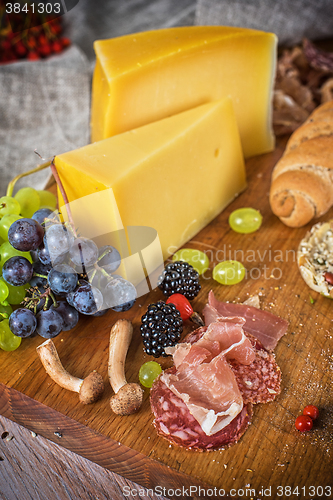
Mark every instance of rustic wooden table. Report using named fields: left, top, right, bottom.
left=1, top=136, right=333, bottom=500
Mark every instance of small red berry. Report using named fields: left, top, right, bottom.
left=1, top=39, right=12, bottom=51
left=27, top=36, right=37, bottom=49
left=27, top=51, right=40, bottom=61
left=303, top=405, right=319, bottom=420
left=51, top=40, right=62, bottom=53
left=38, top=44, right=51, bottom=57
left=295, top=415, right=313, bottom=432
left=15, top=41, right=27, bottom=57
left=38, top=33, right=48, bottom=46
left=60, top=37, right=71, bottom=48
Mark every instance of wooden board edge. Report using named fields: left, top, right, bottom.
left=0, top=383, right=227, bottom=500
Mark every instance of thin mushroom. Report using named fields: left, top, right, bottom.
left=108, top=319, right=143, bottom=415
left=37, top=339, right=104, bottom=404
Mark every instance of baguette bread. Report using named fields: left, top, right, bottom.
left=269, top=100, right=333, bottom=227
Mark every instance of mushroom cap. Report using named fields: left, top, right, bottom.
left=79, top=371, right=104, bottom=404
left=110, top=383, right=144, bottom=415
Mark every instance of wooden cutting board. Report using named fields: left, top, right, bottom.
left=1, top=136, right=332, bottom=500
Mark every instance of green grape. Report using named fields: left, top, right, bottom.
left=0, top=303, right=13, bottom=321
left=172, top=248, right=210, bottom=275
left=0, top=241, right=33, bottom=272
left=0, top=280, right=9, bottom=302
left=0, top=319, right=22, bottom=351
left=229, top=207, right=263, bottom=234
left=213, top=260, right=246, bottom=285
left=37, top=190, right=57, bottom=210
left=0, top=214, right=22, bottom=240
left=14, top=187, right=40, bottom=218
left=6, top=281, right=30, bottom=305
left=0, top=196, right=21, bottom=218
left=139, top=361, right=162, bottom=388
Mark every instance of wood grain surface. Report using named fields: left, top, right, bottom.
left=0, top=415, right=168, bottom=500
left=1, top=136, right=333, bottom=500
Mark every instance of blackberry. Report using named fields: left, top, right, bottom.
left=158, top=261, right=201, bottom=300
left=140, top=301, right=183, bottom=357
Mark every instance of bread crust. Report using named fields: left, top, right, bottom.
left=270, top=100, right=333, bottom=227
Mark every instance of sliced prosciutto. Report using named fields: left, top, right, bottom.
left=183, top=328, right=282, bottom=405
left=160, top=315, right=255, bottom=436
left=203, top=290, right=289, bottom=351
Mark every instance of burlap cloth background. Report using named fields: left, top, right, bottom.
left=0, top=0, right=332, bottom=196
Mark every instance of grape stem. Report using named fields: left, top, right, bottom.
left=23, top=285, right=58, bottom=312
left=49, top=159, right=77, bottom=238
left=6, top=160, right=51, bottom=197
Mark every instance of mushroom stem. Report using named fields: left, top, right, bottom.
left=108, top=319, right=143, bottom=415
left=37, top=339, right=104, bottom=404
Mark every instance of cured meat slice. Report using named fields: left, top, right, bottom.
left=150, top=300, right=284, bottom=451
left=183, top=328, right=281, bottom=404
left=230, top=334, right=281, bottom=404
left=204, top=318, right=255, bottom=365
left=150, top=367, right=253, bottom=451
left=161, top=316, right=256, bottom=435
left=161, top=352, right=244, bottom=435
left=204, top=290, right=289, bottom=350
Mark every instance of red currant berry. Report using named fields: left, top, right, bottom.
left=15, top=41, right=27, bottom=57
left=166, top=293, right=193, bottom=321
left=51, top=41, right=62, bottom=53
left=60, top=37, right=71, bottom=48
left=1, top=39, right=12, bottom=51
left=27, top=36, right=37, bottom=49
left=27, top=51, right=40, bottom=61
left=295, top=415, right=313, bottom=432
left=303, top=405, right=319, bottom=420
left=38, top=34, right=48, bottom=46
left=38, top=44, right=51, bottom=57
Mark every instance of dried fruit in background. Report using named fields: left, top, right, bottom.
left=273, top=38, right=333, bottom=136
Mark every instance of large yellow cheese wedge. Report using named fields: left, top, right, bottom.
left=91, top=26, right=277, bottom=158
left=55, top=97, right=246, bottom=262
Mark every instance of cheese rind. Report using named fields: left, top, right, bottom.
left=55, top=98, right=246, bottom=260
left=91, top=26, right=277, bottom=158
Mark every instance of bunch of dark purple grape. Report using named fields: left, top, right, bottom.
left=4, top=209, right=136, bottom=340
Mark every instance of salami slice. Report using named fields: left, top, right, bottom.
left=229, top=334, right=281, bottom=404
left=150, top=367, right=253, bottom=451
left=150, top=320, right=282, bottom=451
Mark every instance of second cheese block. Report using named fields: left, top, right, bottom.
left=91, top=26, right=277, bottom=158
left=55, top=98, right=246, bottom=260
